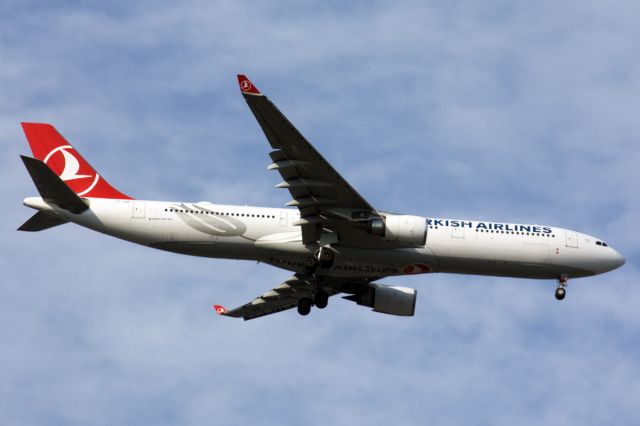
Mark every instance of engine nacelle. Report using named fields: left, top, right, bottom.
left=345, top=284, right=417, bottom=316
left=368, top=215, right=427, bottom=246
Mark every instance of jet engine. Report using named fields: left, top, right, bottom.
left=344, top=284, right=417, bottom=316
left=368, top=214, right=427, bottom=246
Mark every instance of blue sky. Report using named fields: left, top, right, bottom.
left=1, top=1, right=639, bottom=425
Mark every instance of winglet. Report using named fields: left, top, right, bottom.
left=237, top=75, right=262, bottom=95
left=213, top=304, right=229, bottom=315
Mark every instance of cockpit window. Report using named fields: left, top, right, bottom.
left=596, top=241, right=602, bottom=246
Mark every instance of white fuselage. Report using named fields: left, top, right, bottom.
left=24, top=197, right=625, bottom=281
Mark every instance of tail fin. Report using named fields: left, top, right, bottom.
left=21, top=123, right=132, bottom=199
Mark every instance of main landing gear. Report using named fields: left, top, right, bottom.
left=314, top=290, right=329, bottom=309
left=555, top=275, right=568, bottom=301
left=303, top=248, right=335, bottom=275
left=303, top=257, right=317, bottom=275
left=318, top=248, right=335, bottom=269
left=296, top=291, right=328, bottom=316
left=298, top=247, right=334, bottom=315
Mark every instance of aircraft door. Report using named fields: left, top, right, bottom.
left=279, top=211, right=288, bottom=227
left=565, top=231, right=578, bottom=248
left=132, top=201, right=146, bottom=219
left=451, top=226, right=465, bottom=239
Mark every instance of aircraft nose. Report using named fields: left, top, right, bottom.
left=610, top=249, right=626, bottom=270
left=591, top=246, right=625, bottom=275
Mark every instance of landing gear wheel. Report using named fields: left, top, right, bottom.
left=303, top=257, right=317, bottom=274
left=319, top=249, right=335, bottom=269
left=556, top=274, right=568, bottom=301
left=314, top=291, right=329, bottom=309
left=297, top=298, right=312, bottom=316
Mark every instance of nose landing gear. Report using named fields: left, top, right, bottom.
left=555, top=275, right=568, bottom=301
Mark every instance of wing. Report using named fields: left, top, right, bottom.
left=215, top=274, right=364, bottom=321
left=237, top=75, right=382, bottom=245
left=216, top=274, right=316, bottom=320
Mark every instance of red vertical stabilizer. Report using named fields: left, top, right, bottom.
left=21, top=123, right=132, bottom=199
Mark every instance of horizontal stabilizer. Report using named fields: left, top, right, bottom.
left=18, top=211, right=68, bottom=232
left=20, top=155, right=88, bottom=214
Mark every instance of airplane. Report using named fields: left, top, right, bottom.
left=18, top=75, right=625, bottom=320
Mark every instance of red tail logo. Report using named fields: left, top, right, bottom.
left=22, top=123, right=132, bottom=199
left=43, top=145, right=98, bottom=195
left=213, top=305, right=229, bottom=315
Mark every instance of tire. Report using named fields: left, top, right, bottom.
left=303, top=257, right=317, bottom=275
left=320, top=249, right=334, bottom=262
left=297, top=298, right=312, bottom=315
left=319, top=250, right=334, bottom=269
left=314, top=291, right=329, bottom=309
left=555, top=287, right=566, bottom=301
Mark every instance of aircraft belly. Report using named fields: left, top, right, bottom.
left=428, top=234, right=593, bottom=279
left=150, top=237, right=259, bottom=260
left=436, top=256, right=593, bottom=279
left=259, top=244, right=438, bottom=278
